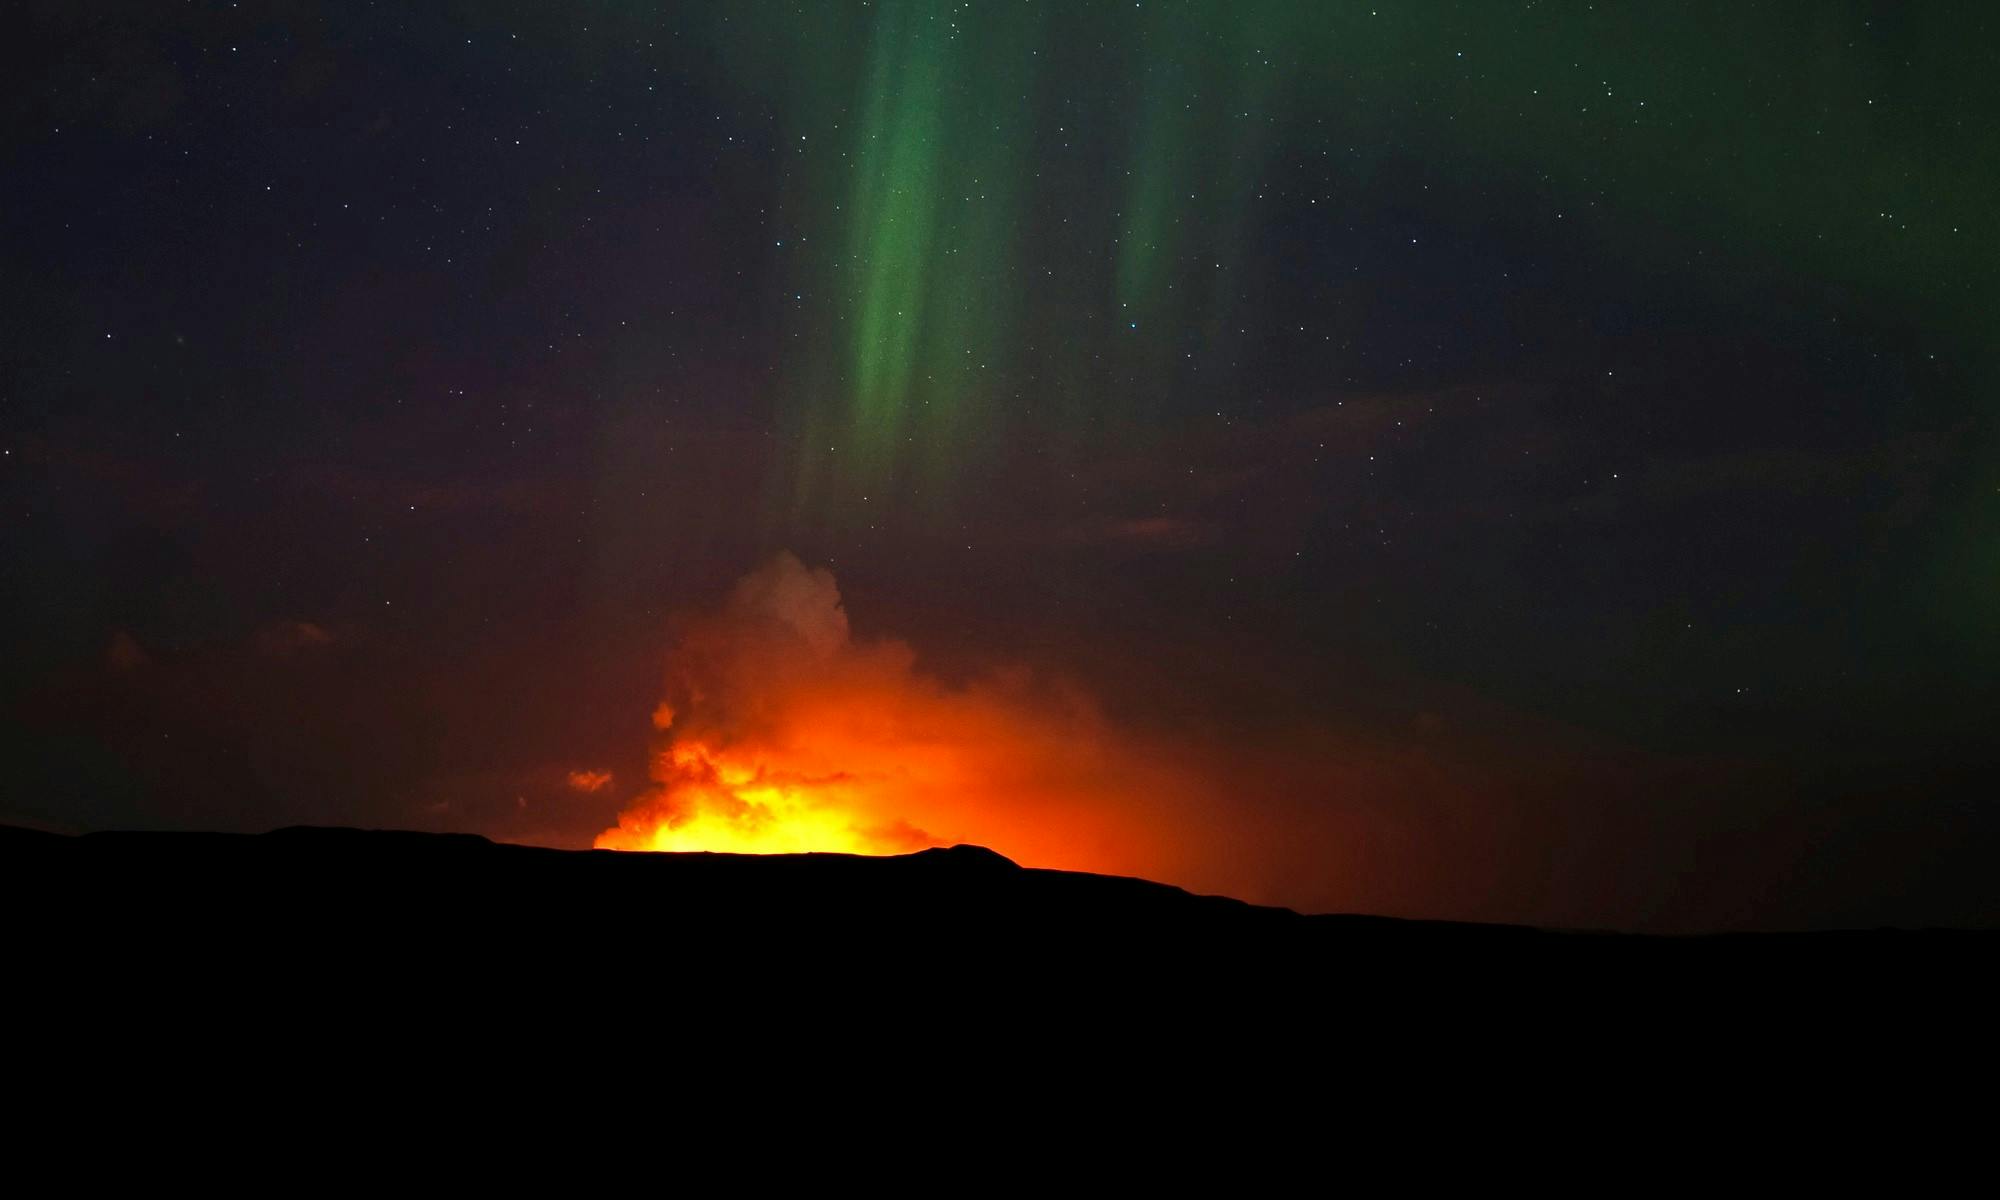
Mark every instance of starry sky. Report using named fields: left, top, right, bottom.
left=5, top=1, right=1997, bottom=930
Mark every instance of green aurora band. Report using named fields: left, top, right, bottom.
left=697, top=0, right=1994, bottom=626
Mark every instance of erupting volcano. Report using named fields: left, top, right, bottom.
left=592, top=553, right=1198, bottom=876
left=596, top=737, right=936, bottom=856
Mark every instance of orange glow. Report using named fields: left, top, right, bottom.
left=596, top=741, right=928, bottom=855
left=592, top=553, right=1200, bottom=876
left=582, top=551, right=1611, bottom=925
left=580, top=551, right=1710, bottom=927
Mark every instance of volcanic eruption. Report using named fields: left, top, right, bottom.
left=593, top=553, right=1203, bottom=877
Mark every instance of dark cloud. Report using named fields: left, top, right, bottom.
left=253, top=619, right=333, bottom=659
left=1061, top=514, right=1223, bottom=551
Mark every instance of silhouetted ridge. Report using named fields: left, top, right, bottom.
left=8, top=824, right=1985, bottom=949
left=4, top=822, right=1991, bottom=1084
left=912, top=843, right=1020, bottom=869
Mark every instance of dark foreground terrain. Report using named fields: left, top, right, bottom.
left=3, top=820, right=1984, bottom=1152
left=5, top=824, right=1992, bottom=1111
left=7, top=823, right=1986, bottom=977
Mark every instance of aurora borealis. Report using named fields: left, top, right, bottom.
left=726, top=1, right=1998, bottom=537
left=4, top=1, right=1997, bottom=929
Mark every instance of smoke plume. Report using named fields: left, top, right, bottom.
left=594, top=552, right=1207, bottom=877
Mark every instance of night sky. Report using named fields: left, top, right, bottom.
left=6, top=1, right=1997, bottom=931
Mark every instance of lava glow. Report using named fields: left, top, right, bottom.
left=592, top=552, right=1201, bottom=875
left=602, top=741, right=930, bottom=856
left=582, top=552, right=1572, bottom=923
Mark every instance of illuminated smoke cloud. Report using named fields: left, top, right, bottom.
left=594, top=552, right=1205, bottom=876
left=590, top=553, right=1640, bottom=926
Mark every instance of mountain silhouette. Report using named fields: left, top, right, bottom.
left=8, top=823, right=1982, bottom=957
left=5, top=823, right=1988, bottom=1084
